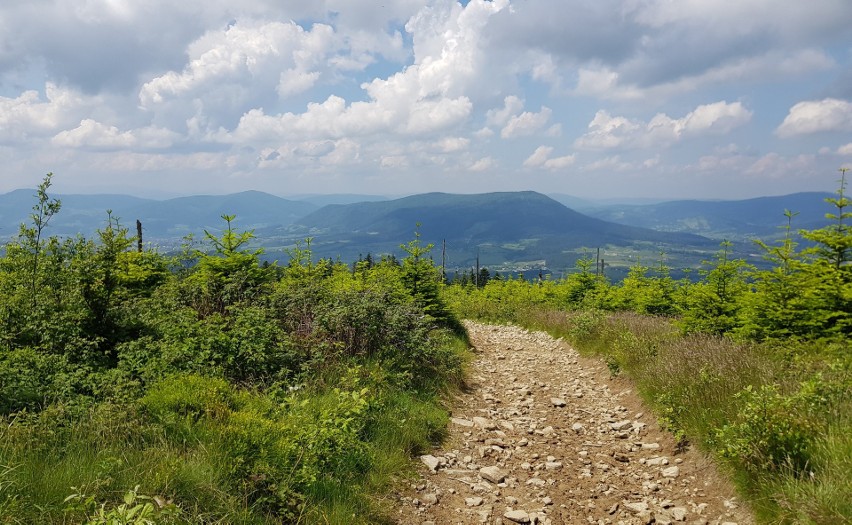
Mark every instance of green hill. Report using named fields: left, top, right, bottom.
left=262, top=191, right=715, bottom=273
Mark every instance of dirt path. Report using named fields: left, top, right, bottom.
left=392, top=322, right=752, bottom=525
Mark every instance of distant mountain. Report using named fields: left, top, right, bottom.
left=583, top=192, right=834, bottom=241
left=287, top=194, right=389, bottom=207
left=547, top=193, right=666, bottom=211
left=260, top=191, right=714, bottom=270
left=129, top=191, right=317, bottom=238
left=0, top=189, right=317, bottom=241
left=9, top=187, right=823, bottom=275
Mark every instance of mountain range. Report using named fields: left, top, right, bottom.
left=1, top=187, right=837, bottom=275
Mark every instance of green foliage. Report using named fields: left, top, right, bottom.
left=183, top=214, right=274, bottom=317
left=715, top=377, right=845, bottom=476
left=0, top=180, right=469, bottom=523
left=399, top=224, right=456, bottom=330
left=64, top=485, right=183, bottom=525
left=679, top=241, right=752, bottom=335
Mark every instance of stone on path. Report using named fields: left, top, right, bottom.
left=624, top=501, right=649, bottom=513
left=550, top=397, right=566, bottom=407
left=662, top=465, right=680, bottom=478
left=503, top=509, right=531, bottom=523
left=479, top=465, right=506, bottom=484
left=472, top=416, right=498, bottom=430
left=420, top=454, right=441, bottom=472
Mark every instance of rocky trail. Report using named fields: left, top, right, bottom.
left=393, top=322, right=753, bottom=525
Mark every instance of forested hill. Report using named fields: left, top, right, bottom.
left=581, top=192, right=834, bottom=240
left=8, top=186, right=835, bottom=272
left=285, top=191, right=708, bottom=242
left=264, top=191, right=714, bottom=267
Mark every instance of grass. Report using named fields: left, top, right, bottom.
left=0, top=329, right=469, bottom=524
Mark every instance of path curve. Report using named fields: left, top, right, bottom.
left=393, top=321, right=752, bottom=525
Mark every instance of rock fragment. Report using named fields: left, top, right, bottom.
left=479, top=466, right=506, bottom=484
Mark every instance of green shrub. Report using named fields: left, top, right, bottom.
left=715, top=380, right=833, bottom=475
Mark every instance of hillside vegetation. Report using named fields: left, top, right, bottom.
left=0, top=175, right=467, bottom=524
left=1, top=172, right=848, bottom=524
left=444, top=174, right=851, bottom=523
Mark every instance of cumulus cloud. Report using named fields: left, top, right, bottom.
left=501, top=107, right=553, bottom=139
left=776, top=98, right=852, bottom=137
left=469, top=156, right=496, bottom=172
left=486, top=95, right=525, bottom=127
left=838, top=143, right=852, bottom=156
left=0, top=83, right=101, bottom=143
left=216, top=0, right=510, bottom=144
left=139, top=21, right=339, bottom=108
left=52, top=119, right=180, bottom=150
left=523, top=145, right=575, bottom=170
left=433, top=136, right=470, bottom=153
left=575, top=101, right=752, bottom=150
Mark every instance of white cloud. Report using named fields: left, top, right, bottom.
left=0, top=83, right=100, bottom=142
left=468, top=156, right=496, bottom=172
left=52, top=119, right=180, bottom=150
left=838, top=143, right=852, bottom=156
left=523, top=145, right=553, bottom=167
left=776, top=98, right=852, bottom=138
left=523, top=145, right=575, bottom=170
left=485, top=95, right=524, bottom=127
left=501, top=107, right=553, bottom=139
left=574, top=111, right=641, bottom=150
left=433, top=136, right=470, bottom=153
left=218, top=0, right=511, bottom=144
left=746, top=152, right=817, bottom=176
left=575, top=101, right=751, bottom=150
left=139, top=20, right=339, bottom=108
left=573, top=49, right=834, bottom=102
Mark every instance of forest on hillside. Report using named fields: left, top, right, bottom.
left=0, top=172, right=849, bottom=524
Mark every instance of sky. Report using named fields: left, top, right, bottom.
left=1, top=0, right=851, bottom=200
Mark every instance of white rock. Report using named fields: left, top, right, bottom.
left=624, top=501, right=649, bottom=513
left=503, top=510, right=531, bottom=523
left=571, top=423, right=584, bottom=433
left=420, top=455, right=441, bottom=472
left=670, top=507, right=688, bottom=521
left=479, top=466, right=506, bottom=484
left=550, top=398, right=566, bottom=407
left=610, top=420, right=632, bottom=431
left=465, top=497, right=484, bottom=507
left=451, top=417, right=474, bottom=427
left=661, top=466, right=680, bottom=478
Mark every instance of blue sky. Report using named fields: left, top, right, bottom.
left=1, top=0, right=850, bottom=200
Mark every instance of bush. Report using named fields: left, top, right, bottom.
left=715, top=379, right=837, bottom=475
